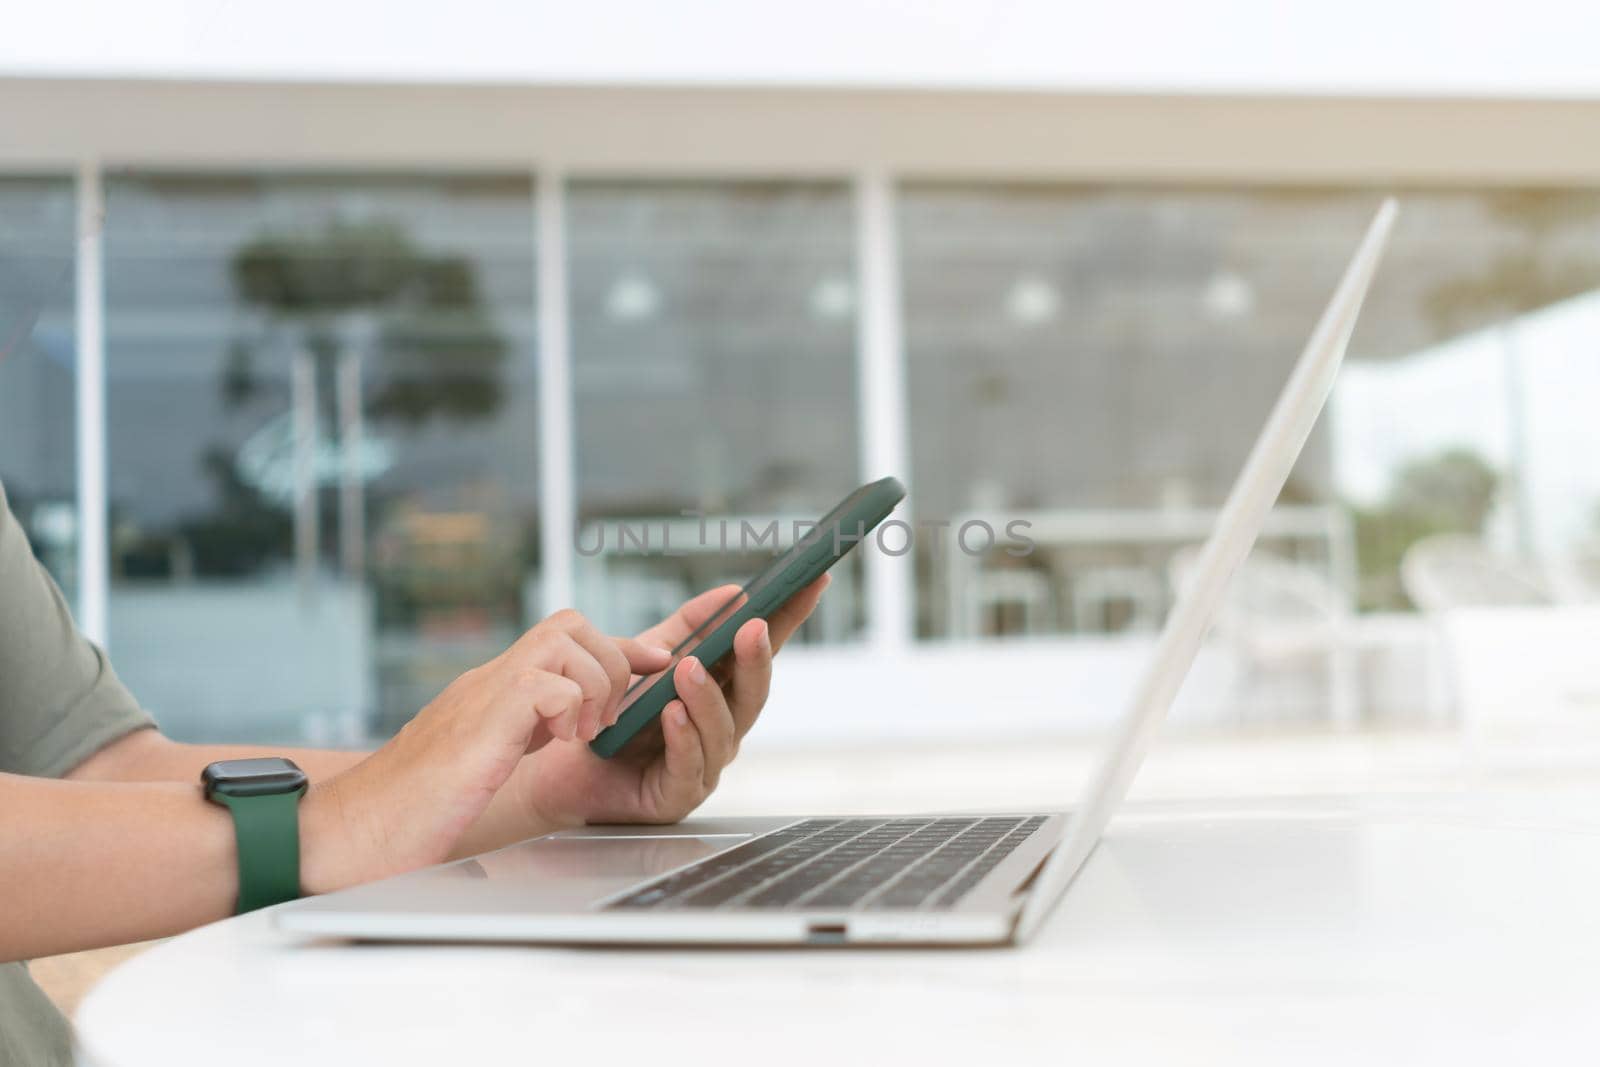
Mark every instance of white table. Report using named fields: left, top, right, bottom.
left=76, top=791, right=1600, bottom=1067
left=942, top=505, right=1357, bottom=638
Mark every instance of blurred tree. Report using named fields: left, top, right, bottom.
left=226, top=219, right=506, bottom=423
left=1389, top=449, right=1499, bottom=532
left=368, top=253, right=506, bottom=423
left=178, top=219, right=507, bottom=577
left=1351, top=448, right=1499, bottom=610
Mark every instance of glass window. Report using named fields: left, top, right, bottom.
left=0, top=176, right=77, bottom=599
left=567, top=181, right=864, bottom=642
left=104, top=174, right=537, bottom=743
left=901, top=186, right=1600, bottom=641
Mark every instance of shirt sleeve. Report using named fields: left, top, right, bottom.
left=0, top=480, right=153, bottom=778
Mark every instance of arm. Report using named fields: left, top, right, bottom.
left=23, top=583, right=824, bottom=961
left=0, top=770, right=351, bottom=962
left=7, top=612, right=669, bottom=962
left=67, top=577, right=829, bottom=861
left=67, top=731, right=549, bottom=863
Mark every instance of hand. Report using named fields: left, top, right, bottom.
left=509, top=575, right=829, bottom=832
left=300, top=610, right=671, bottom=893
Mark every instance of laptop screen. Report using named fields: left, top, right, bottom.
left=1013, top=200, right=1399, bottom=942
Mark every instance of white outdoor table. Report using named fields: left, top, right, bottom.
left=942, top=504, right=1357, bottom=639
left=75, top=791, right=1600, bottom=1066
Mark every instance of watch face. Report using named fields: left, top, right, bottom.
left=201, top=757, right=308, bottom=798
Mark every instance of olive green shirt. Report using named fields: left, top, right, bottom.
left=0, top=479, right=153, bottom=1065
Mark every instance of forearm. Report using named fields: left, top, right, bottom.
left=1, top=769, right=363, bottom=961
left=0, top=772, right=237, bottom=961
left=71, top=727, right=554, bottom=863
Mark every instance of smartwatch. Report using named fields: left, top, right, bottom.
left=201, top=757, right=309, bottom=914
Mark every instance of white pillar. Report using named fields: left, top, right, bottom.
left=74, top=160, right=109, bottom=647
left=337, top=338, right=366, bottom=579
left=536, top=167, right=576, bottom=616
left=291, top=348, right=320, bottom=610
left=854, top=169, right=914, bottom=650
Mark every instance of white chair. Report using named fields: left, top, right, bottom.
left=972, top=567, right=1057, bottom=637
left=1399, top=534, right=1551, bottom=611
left=1544, top=548, right=1600, bottom=605
left=1068, top=564, right=1165, bottom=634
left=1401, top=535, right=1599, bottom=741
left=1171, top=546, right=1359, bottom=729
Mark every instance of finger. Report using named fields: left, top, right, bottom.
left=507, top=614, right=610, bottom=739
left=603, top=636, right=674, bottom=728
left=541, top=611, right=635, bottom=735
left=617, top=636, right=674, bottom=674
left=657, top=701, right=707, bottom=814
left=519, top=631, right=611, bottom=741
left=499, top=668, right=585, bottom=744
left=523, top=719, right=558, bottom=754
left=676, top=656, right=736, bottom=785
left=637, top=584, right=748, bottom=650
left=725, top=617, right=773, bottom=740
left=765, top=573, right=830, bottom=653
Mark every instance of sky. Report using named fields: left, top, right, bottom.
left=4, top=0, right=1600, bottom=96
left=1333, top=289, right=1600, bottom=556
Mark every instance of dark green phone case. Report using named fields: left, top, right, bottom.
left=589, top=476, right=906, bottom=758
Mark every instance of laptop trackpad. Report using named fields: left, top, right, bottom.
left=463, top=834, right=736, bottom=885
left=279, top=831, right=763, bottom=921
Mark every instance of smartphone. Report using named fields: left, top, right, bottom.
left=589, top=476, right=907, bottom=758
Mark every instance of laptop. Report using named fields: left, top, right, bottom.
left=279, top=200, right=1398, bottom=948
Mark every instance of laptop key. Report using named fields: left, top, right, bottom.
left=606, top=816, right=1045, bottom=912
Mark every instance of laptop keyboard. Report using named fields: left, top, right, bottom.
left=606, top=816, right=1048, bottom=911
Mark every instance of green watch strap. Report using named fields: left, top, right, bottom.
left=215, top=787, right=307, bottom=914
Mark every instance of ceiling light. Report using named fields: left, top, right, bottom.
left=1202, top=271, right=1256, bottom=321
left=605, top=273, right=660, bottom=321
left=809, top=277, right=855, bottom=320
left=1005, top=276, right=1059, bottom=326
